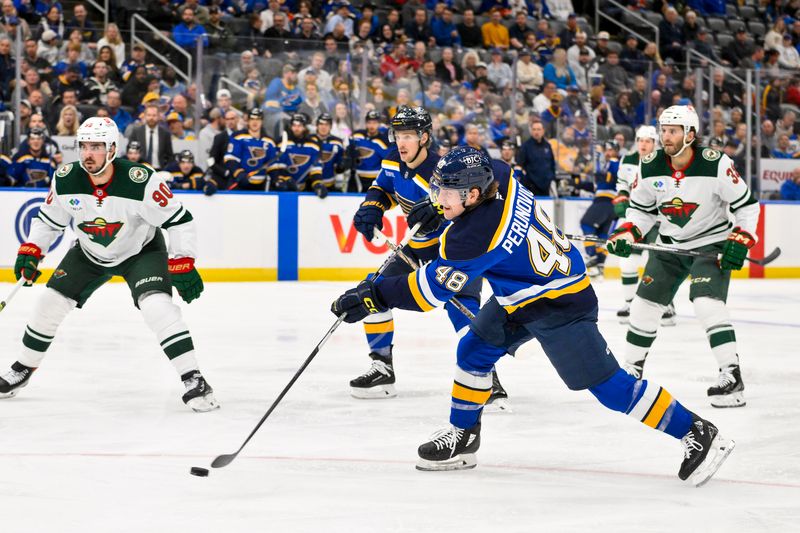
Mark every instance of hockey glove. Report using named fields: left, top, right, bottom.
left=406, top=198, right=444, bottom=236
left=168, top=257, right=204, bottom=303
left=331, top=280, right=388, bottom=323
left=313, top=182, right=329, bottom=199
left=353, top=201, right=385, bottom=240
left=14, top=243, right=42, bottom=285
left=612, top=192, right=630, bottom=218
left=606, top=222, right=643, bottom=258
left=273, top=176, right=298, bottom=192
left=203, top=178, right=218, bottom=196
left=720, top=227, right=755, bottom=270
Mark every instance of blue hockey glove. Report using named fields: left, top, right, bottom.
left=353, top=201, right=384, bottom=240
left=406, top=198, right=444, bottom=236
left=331, top=280, right=388, bottom=323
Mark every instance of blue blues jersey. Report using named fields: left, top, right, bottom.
left=271, top=134, right=323, bottom=190
left=595, top=158, right=619, bottom=199
left=163, top=161, right=205, bottom=191
left=0, top=153, right=12, bottom=186
left=224, top=129, right=279, bottom=189
left=352, top=127, right=391, bottom=183
left=10, top=148, right=57, bottom=188
left=376, top=167, right=589, bottom=322
left=314, top=134, right=345, bottom=184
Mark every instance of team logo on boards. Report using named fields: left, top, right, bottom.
left=78, top=217, right=123, bottom=247
left=15, top=197, right=65, bottom=250
left=658, top=197, right=699, bottom=228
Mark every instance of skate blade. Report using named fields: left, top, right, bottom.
left=350, top=384, right=397, bottom=399
left=617, top=316, right=630, bottom=325
left=690, top=436, right=736, bottom=487
left=484, top=398, right=512, bottom=413
left=660, top=317, right=677, bottom=327
left=416, top=453, right=477, bottom=471
left=709, top=392, right=746, bottom=408
left=186, top=394, right=221, bottom=412
left=0, top=390, right=19, bottom=399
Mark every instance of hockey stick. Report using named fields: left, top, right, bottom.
left=372, top=228, right=476, bottom=320
left=565, top=234, right=782, bottom=266
left=0, top=278, right=26, bottom=313
left=210, top=222, right=423, bottom=469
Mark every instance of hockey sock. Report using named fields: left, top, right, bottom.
left=18, top=288, right=76, bottom=368
left=619, top=254, right=640, bottom=302
left=580, top=223, right=597, bottom=257
left=139, top=292, right=199, bottom=376
left=445, top=296, right=480, bottom=338
left=625, top=296, right=662, bottom=365
left=693, top=296, right=739, bottom=369
left=589, top=369, right=693, bottom=439
left=449, top=364, right=492, bottom=429
left=363, top=310, right=393, bottom=357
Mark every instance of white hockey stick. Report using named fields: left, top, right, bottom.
left=0, top=278, right=26, bottom=314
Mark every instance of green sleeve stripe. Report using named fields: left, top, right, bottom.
left=730, top=193, right=758, bottom=212
left=630, top=198, right=656, bottom=209
left=162, top=206, right=186, bottom=226
left=37, top=211, right=67, bottom=229
left=162, top=210, right=194, bottom=229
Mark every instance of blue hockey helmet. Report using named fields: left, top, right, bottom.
left=429, top=145, right=495, bottom=203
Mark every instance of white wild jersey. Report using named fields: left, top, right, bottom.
left=27, top=159, right=197, bottom=266
left=616, top=151, right=639, bottom=195
left=627, top=147, right=759, bottom=250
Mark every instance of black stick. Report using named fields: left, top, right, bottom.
left=210, top=223, right=423, bottom=469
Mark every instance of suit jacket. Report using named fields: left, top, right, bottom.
left=208, top=129, right=231, bottom=185
left=129, top=124, right=174, bottom=169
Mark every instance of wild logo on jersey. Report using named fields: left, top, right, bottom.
left=659, top=197, right=699, bottom=228
left=288, top=153, right=311, bottom=174
left=78, top=217, right=124, bottom=247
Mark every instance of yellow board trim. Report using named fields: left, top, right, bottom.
left=643, top=389, right=673, bottom=429
left=452, top=383, right=491, bottom=404
left=0, top=268, right=278, bottom=283
left=488, top=173, right=516, bottom=251
left=407, top=271, right=435, bottom=311
left=502, top=275, right=591, bottom=313
left=364, top=320, right=394, bottom=334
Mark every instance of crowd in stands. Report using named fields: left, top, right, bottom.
left=0, top=0, right=799, bottom=199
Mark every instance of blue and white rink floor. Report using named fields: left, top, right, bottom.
left=0, top=278, right=798, bottom=532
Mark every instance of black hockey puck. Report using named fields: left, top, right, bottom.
left=190, top=467, right=209, bottom=477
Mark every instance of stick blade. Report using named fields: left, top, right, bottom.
left=211, top=453, right=237, bottom=468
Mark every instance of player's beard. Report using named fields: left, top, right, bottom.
left=663, top=138, right=684, bottom=157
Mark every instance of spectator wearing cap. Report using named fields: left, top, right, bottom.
left=173, top=7, right=208, bottom=52
left=487, top=47, right=513, bottom=89
left=543, top=48, right=576, bottom=91
left=558, top=13, right=579, bottom=50
left=563, top=83, right=587, bottom=116
left=177, top=0, right=209, bottom=25
left=65, top=3, right=97, bottom=46
left=206, top=6, right=235, bottom=53
left=690, top=27, right=719, bottom=66
left=457, top=8, right=483, bottom=49
left=482, top=8, right=510, bottom=50
left=779, top=34, right=800, bottom=69
left=37, top=28, right=60, bottom=64
left=620, top=34, right=646, bottom=75
left=435, top=47, right=464, bottom=87
left=540, top=91, right=570, bottom=138
left=164, top=150, right=205, bottom=190
left=573, top=47, right=598, bottom=92
left=594, top=31, right=612, bottom=63
left=36, top=5, right=64, bottom=45
left=129, top=102, right=175, bottom=169
left=1, top=0, right=31, bottom=38
left=121, top=43, right=149, bottom=83
left=264, top=63, right=301, bottom=113
left=518, top=120, right=555, bottom=196
left=516, top=47, right=543, bottom=95
left=658, top=7, right=684, bottom=63
left=722, top=28, right=752, bottom=68
left=432, top=6, right=460, bottom=47
left=508, top=10, right=531, bottom=51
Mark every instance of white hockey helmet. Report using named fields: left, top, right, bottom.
left=76, top=116, right=120, bottom=176
left=635, top=125, right=659, bottom=142
left=658, top=105, right=699, bottom=157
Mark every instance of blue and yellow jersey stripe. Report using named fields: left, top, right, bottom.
left=496, top=273, right=590, bottom=313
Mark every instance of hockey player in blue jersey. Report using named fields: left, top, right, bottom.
left=224, top=108, right=279, bottom=191
left=271, top=113, right=327, bottom=197
left=313, top=113, right=346, bottom=192
left=580, top=140, right=620, bottom=275
left=10, top=128, right=57, bottom=188
left=163, top=150, right=205, bottom=190
left=350, top=110, right=391, bottom=191
left=332, top=146, right=734, bottom=485
left=0, top=153, right=13, bottom=187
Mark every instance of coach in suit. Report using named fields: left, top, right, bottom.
left=128, top=102, right=174, bottom=169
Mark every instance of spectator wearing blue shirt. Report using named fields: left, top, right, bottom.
left=173, top=7, right=208, bottom=51
left=771, top=134, right=799, bottom=158
left=781, top=167, right=800, bottom=200
left=543, top=48, right=576, bottom=90
left=431, top=6, right=461, bottom=47
left=105, top=89, right=133, bottom=134
left=264, top=63, right=301, bottom=113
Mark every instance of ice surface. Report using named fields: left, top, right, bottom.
left=1, top=279, right=798, bottom=532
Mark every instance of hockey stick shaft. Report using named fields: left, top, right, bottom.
left=565, top=234, right=780, bottom=266
left=372, top=229, right=476, bottom=320
left=0, top=278, right=26, bottom=314
left=211, top=223, right=423, bottom=469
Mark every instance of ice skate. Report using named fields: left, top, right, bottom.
left=0, top=362, right=36, bottom=399
left=622, top=358, right=646, bottom=379
left=350, top=352, right=396, bottom=399
left=678, top=416, right=735, bottom=487
left=617, top=302, right=631, bottom=324
left=707, top=364, right=745, bottom=408
left=181, top=371, right=220, bottom=412
left=484, top=370, right=512, bottom=413
left=661, top=302, right=677, bottom=327
left=584, top=255, right=605, bottom=279
left=416, top=423, right=481, bottom=471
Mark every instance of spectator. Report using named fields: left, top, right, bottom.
left=573, top=48, right=599, bottom=92
left=405, top=7, right=434, bottom=46
left=709, top=119, right=729, bottom=148
left=96, top=22, right=124, bottom=68
left=298, top=82, right=328, bottom=123
left=543, top=48, right=576, bottom=90
left=173, top=7, right=208, bottom=52
left=54, top=64, right=85, bottom=99
left=264, top=63, right=301, bottom=113
left=435, top=46, right=463, bottom=87
left=299, top=52, right=334, bottom=99
left=54, top=104, right=79, bottom=135
left=457, top=8, right=483, bottom=49
left=324, top=3, right=354, bottom=38
left=36, top=5, right=64, bottom=44
left=121, top=43, right=148, bottom=83
left=431, top=6, right=460, bottom=47
left=462, top=123, right=491, bottom=157
left=0, top=35, right=12, bottom=100
left=516, top=47, right=543, bottom=95
left=20, top=68, right=52, bottom=100
left=106, top=89, right=132, bottom=134
left=24, top=38, right=53, bottom=81
left=762, top=77, right=785, bottom=122
left=59, top=28, right=93, bottom=63
left=487, top=104, right=510, bottom=147
left=772, top=133, right=798, bottom=158
left=381, top=42, right=411, bottom=81
left=508, top=10, right=531, bottom=51
left=481, top=8, right=510, bottom=50
left=563, top=83, right=587, bottom=117
left=517, top=120, right=555, bottom=196
left=642, top=41, right=664, bottom=70
left=1, top=0, right=32, bottom=41
left=206, top=6, right=236, bottom=54
left=295, top=16, right=321, bottom=47
left=598, top=50, right=628, bottom=95
left=611, top=91, right=636, bottom=128
left=780, top=167, right=800, bottom=200
left=776, top=110, right=800, bottom=139
left=741, top=46, right=767, bottom=73
left=761, top=119, right=778, bottom=154
left=54, top=42, right=88, bottom=77
left=567, top=31, right=594, bottom=74
left=10, top=128, right=56, bottom=188
left=37, top=29, right=60, bottom=64
left=690, top=27, right=719, bottom=65
left=779, top=34, right=800, bottom=69
left=558, top=13, right=579, bottom=50
left=129, top=102, right=174, bottom=169
left=478, top=0, right=510, bottom=15
left=787, top=78, right=800, bottom=106
left=147, top=0, right=177, bottom=32
left=682, top=10, right=702, bottom=42
left=237, top=13, right=266, bottom=56
left=83, top=60, right=118, bottom=106
left=331, top=101, right=352, bottom=139
left=658, top=7, right=684, bottom=63
left=487, top=47, right=513, bottom=89
left=620, top=34, right=646, bottom=75
left=259, top=0, right=284, bottom=32
left=263, top=10, right=293, bottom=56
left=764, top=18, right=786, bottom=52
left=65, top=3, right=97, bottom=46
left=166, top=111, right=195, bottom=141
left=120, top=65, right=150, bottom=108
left=532, top=81, right=555, bottom=114
left=710, top=68, right=741, bottom=109
left=721, top=28, right=752, bottom=68
left=416, top=78, right=445, bottom=112
left=540, top=91, right=570, bottom=137
left=178, top=0, right=209, bottom=25
left=159, top=66, right=186, bottom=100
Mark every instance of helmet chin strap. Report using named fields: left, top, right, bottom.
left=406, top=133, right=428, bottom=168
left=671, top=129, right=693, bottom=159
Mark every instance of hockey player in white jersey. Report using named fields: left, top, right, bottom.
left=0, top=117, right=219, bottom=412
left=614, top=125, right=676, bottom=326
left=607, top=105, right=758, bottom=408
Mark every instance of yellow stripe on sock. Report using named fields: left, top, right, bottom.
left=452, top=383, right=491, bottom=405
left=642, top=388, right=673, bottom=429
left=364, top=320, right=394, bottom=334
